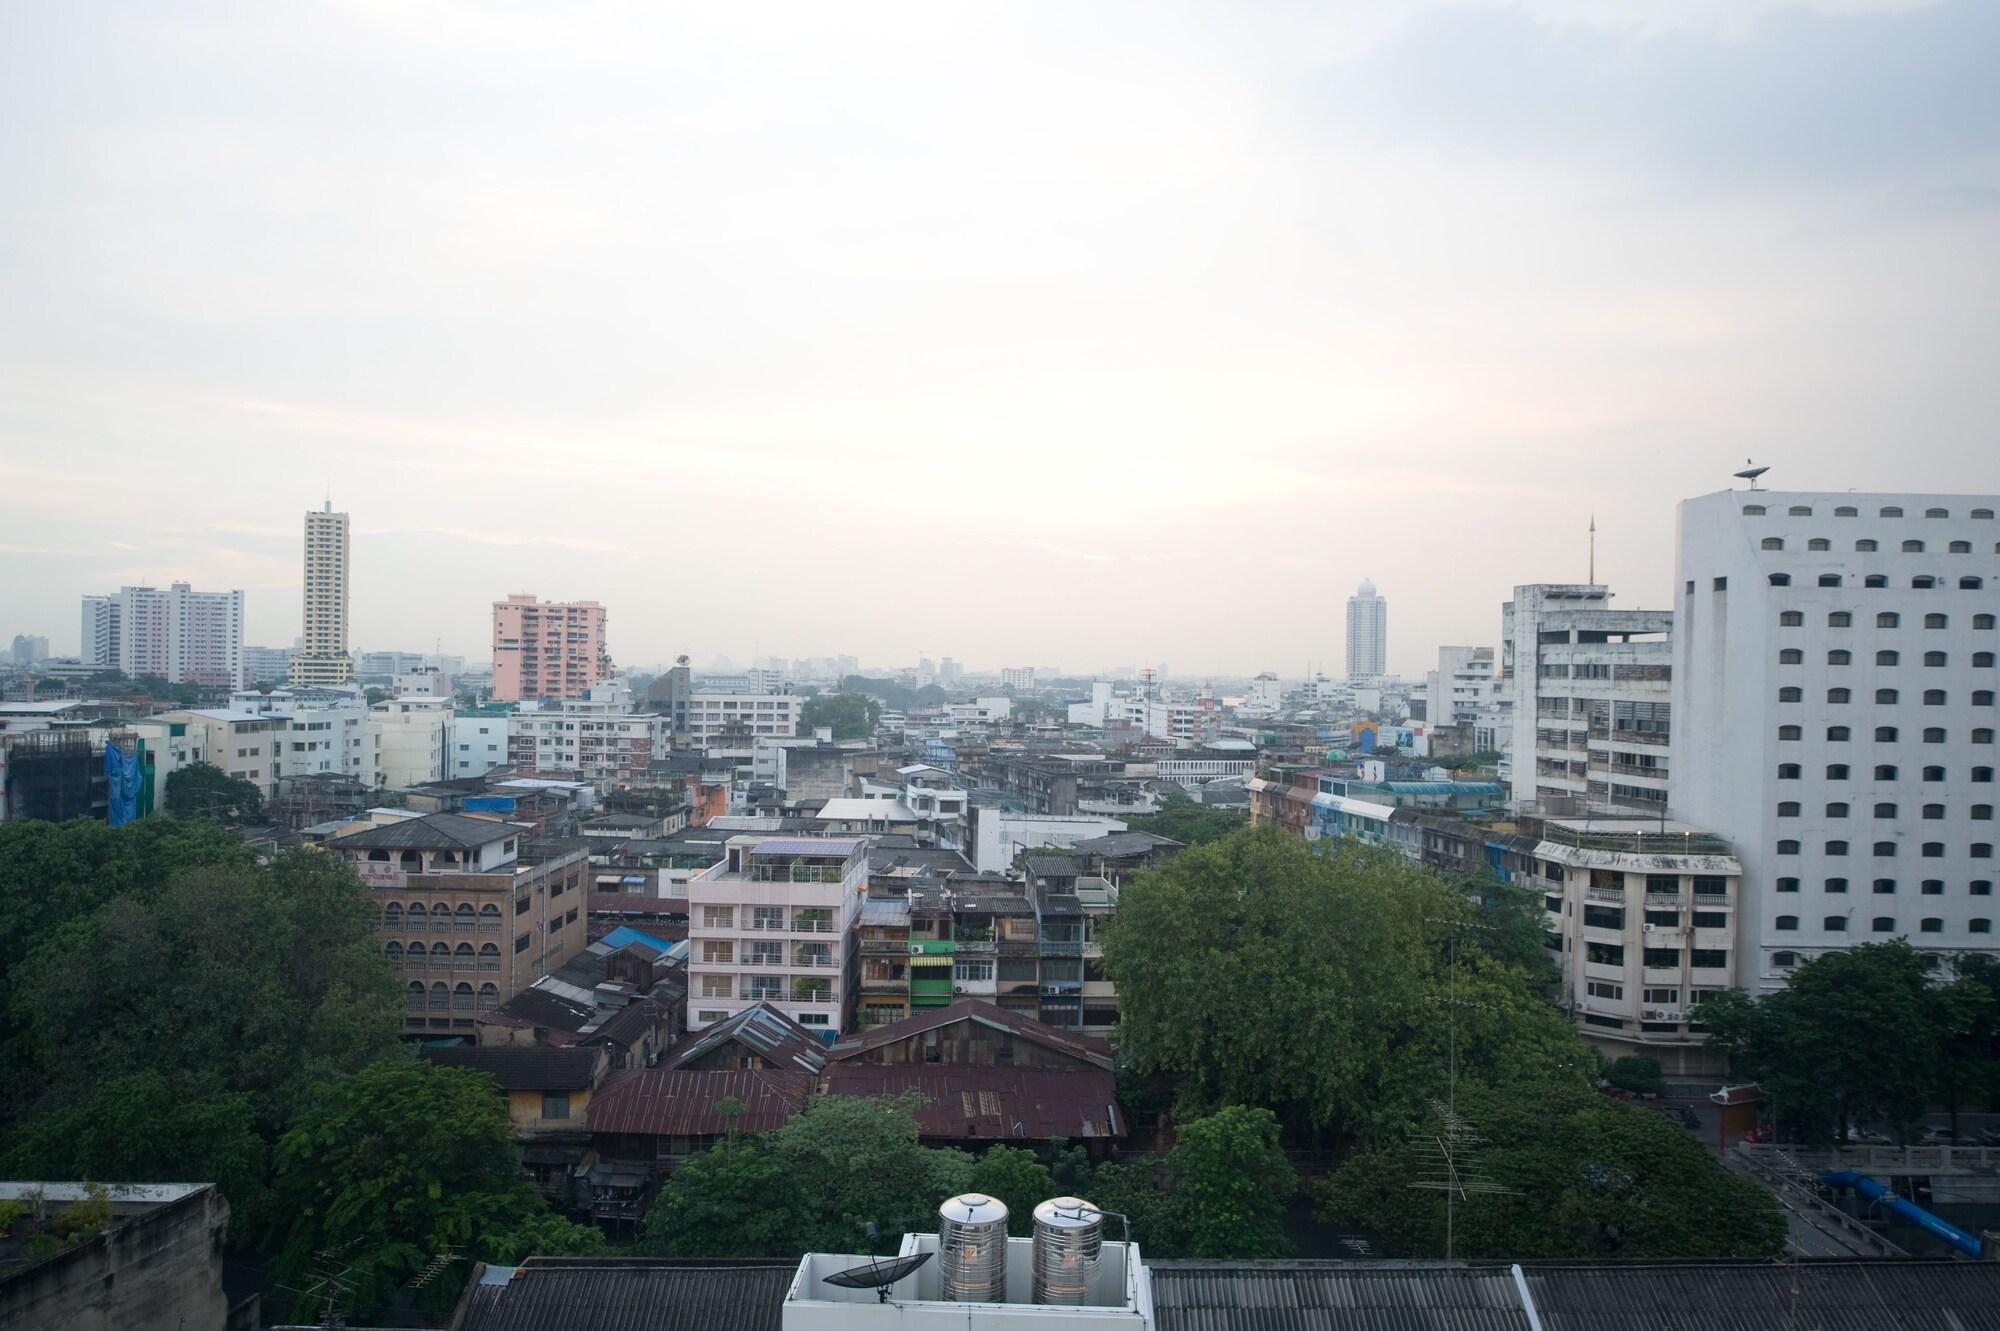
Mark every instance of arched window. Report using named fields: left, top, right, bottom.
left=1976, top=653, right=1995, bottom=668
left=1874, top=803, right=1897, bottom=818
left=1974, top=919, right=1994, bottom=935
left=1924, top=766, right=1947, bottom=781
left=1780, top=687, right=1804, bottom=703
left=1975, top=509, right=1995, bottom=519
left=1925, top=651, right=1948, bottom=667
left=1880, top=506, right=1904, bottom=517
left=1865, top=574, right=1888, bottom=588
left=1780, top=725, right=1803, bottom=740
left=1922, top=842, right=1946, bottom=858
left=1775, top=915, right=1798, bottom=931
left=1873, top=841, right=1897, bottom=857
left=1744, top=503, right=1767, bottom=515
left=1829, top=649, right=1852, bottom=665
left=1977, top=844, right=1996, bottom=860
left=1872, top=917, right=1897, bottom=933
left=1773, top=951, right=1799, bottom=968
left=478, top=982, right=500, bottom=1010
left=1878, top=612, right=1901, bottom=628
left=1770, top=573, right=1791, bottom=586
left=1826, top=726, right=1850, bottom=741
left=1762, top=537, right=1785, bottom=551
left=1953, top=541, right=1974, bottom=554
left=1809, top=539, right=1831, bottom=552
left=453, top=982, right=475, bottom=1011
left=1789, top=505, right=1813, bottom=517
left=407, top=982, right=426, bottom=1012
left=1873, top=878, right=1897, bottom=894
left=1780, top=649, right=1803, bottom=664
left=1777, top=839, right=1801, bottom=855
left=1962, top=576, right=1985, bottom=589
left=367, top=848, right=391, bottom=862
left=384, top=941, right=403, bottom=963
left=1926, top=613, right=1948, bottom=629
left=1827, top=687, right=1851, bottom=703
left=1781, top=611, right=1804, bottom=626
left=1826, top=802, right=1850, bottom=818
left=1825, top=916, right=1849, bottom=932
left=1925, top=727, right=1948, bottom=744
left=1856, top=539, right=1879, bottom=552
left=1925, top=690, right=1948, bottom=706
left=1829, top=611, right=1852, bottom=627
left=1903, top=540, right=1925, bottom=553
left=480, top=903, right=502, bottom=929
left=1836, top=506, right=1859, bottom=517
left=1877, top=727, right=1900, bottom=742
left=1914, top=576, right=1937, bottom=589
left=1826, top=840, right=1850, bottom=856
left=1878, top=650, right=1900, bottom=666
left=383, top=902, right=402, bottom=929
left=1978, top=615, right=1997, bottom=630
left=479, top=943, right=500, bottom=969
left=1873, top=689, right=1895, bottom=704
left=1828, top=764, right=1851, bottom=779
left=429, top=982, right=450, bottom=1012
left=1977, top=768, right=1996, bottom=783
left=1978, top=729, right=1997, bottom=744
left=454, top=942, right=475, bottom=965
left=455, top=903, right=477, bottom=930
left=1825, top=878, right=1849, bottom=893
left=1923, top=803, right=1945, bottom=819
left=1923, top=880, right=1944, bottom=895
left=1921, top=918, right=1944, bottom=933
left=1974, top=805, right=1994, bottom=821
left=1976, top=882, right=1996, bottom=897
left=1818, top=573, right=1842, bottom=587
left=1777, top=878, right=1801, bottom=893
left=1778, top=802, right=1801, bottom=817
left=1926, top=507, right=1949, bottom=518
left=1976, top=691, right=1996, bottom=707
left=1876, top=765, right=1898, bottom=780
left=431, top=941, right=451, bottom=962
left=1778, top=764, right=1801, bottom=779
left=408, top=901, right=429, bottom=930
left=399, top=849, right=422, bottom=869
left=431, top=903, right=452, bottom=926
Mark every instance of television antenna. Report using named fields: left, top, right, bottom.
left=1734, top=459, right=1771, bottom=490
left=295, top=1244, right=361, bottom=1329
left=1411, top=914, right=1517, bottom=1261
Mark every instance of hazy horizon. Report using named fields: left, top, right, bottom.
left=5, top=2, right=1998, bottom=677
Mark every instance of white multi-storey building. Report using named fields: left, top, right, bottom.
left=80, top=596, right=120, bottom=669
left=1426, top=646, right=1496, bottom=726
left=1502, top=584, right=1673, bottom=814
left=1346, top=579, right=1388, bottom=680
left=1244, top=673, right=1283, bottom=712
left=78, top=583, right=245, bottom=687
left=291, top=504, right=352, bottom=686
left=686, top=835, right=867, bottom=1038
left=371, top=695, right=451, bottom=788
left=242, top=645, right=293, bottom=685
left=1671, top=489, right=2000, bottom=991
left=1000, top=666, right=1036, bottom=691
left=452, top=714, right=510, bottom=778
left=682, top=692, right=801, bottom=745
left=1532, top=817, right=1742, bottom=1074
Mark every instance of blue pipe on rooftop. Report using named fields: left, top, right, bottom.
left=1820, top=1170, right=1983, bottom=1259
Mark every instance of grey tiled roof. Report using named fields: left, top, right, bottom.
left=454, top=1259, right=794, bottom=1331
left=329, top=812, right=519, bottom=850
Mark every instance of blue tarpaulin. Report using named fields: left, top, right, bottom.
left=103, top=743, right=140, bottom=826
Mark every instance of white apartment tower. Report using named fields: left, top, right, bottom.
left=1345, top=579, right=1388, bottom=680
left=78, top=584, right=244, bottom=687
left=1671, top=489, right=2000, bottom=991
left=80, top=595, right=120, bottom=669
left=1502, top=585, right=1673, bottom=814
left=687, top=835, right=868, bottom=1038
left=291, top=503, right=353, bottom=686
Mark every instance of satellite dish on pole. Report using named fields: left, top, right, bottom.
left=823, top=1251, right=933, bottom=1303
left=1734, top=459, right=1770, bottom=490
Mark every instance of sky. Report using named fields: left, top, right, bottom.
left=3, top=0, right=1998, bottom=679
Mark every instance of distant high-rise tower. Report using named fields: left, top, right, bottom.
left=490, top=594, right=612, bottom=701
left=1346, top=578, right=1388, bottom=680
left=291, top=502, right=353, bottom=685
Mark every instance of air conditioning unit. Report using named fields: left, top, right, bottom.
left=953, top=985, right=968, bottom=994
left=909, top=944, right=924, bottom=955
left=1641, top=923, right=1656, bottom=933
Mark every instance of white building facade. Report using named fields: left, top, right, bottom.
left=79, top=584, right=245, bottom=687
left=687, top=835, right=867, bottom=1037
left=1346, top=579, right=1388, bottom=680
left=682, top=692, right=801, bottom=745
left=1671, top=489, right=2000, bottom=991
left=291, top=504, right=353, bottom=686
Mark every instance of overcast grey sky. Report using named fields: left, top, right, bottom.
left=3, top=1, right=1997, bottom=677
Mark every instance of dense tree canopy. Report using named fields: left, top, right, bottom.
left=968, top=1145, right=1055, bottom=1236
left=800, top=692, right=883, bottom=740
left=1123, top=796, right=1248, bottom=848
left=1695, top=940, right=1995, bottom=1142
left=1317, top=1081, right=1785, bottom=1260
left=163, top=760, right=266, bottom=823
left=268, top=1059, right=603, bottom=1323
left=1102, top=827, right=1589, bottom=1142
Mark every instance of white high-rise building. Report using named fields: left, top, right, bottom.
left=1425, top=646, right=1496, bottom=727
left=1671, top=489, right=2000, bottom=991
left=1345, top=579, right=1388, bottom=680
left=292, top=503, right=352, bottom=686
left=78, top=583, right=244, bottom=687
left=1502, top=584, right=1673, bottom=814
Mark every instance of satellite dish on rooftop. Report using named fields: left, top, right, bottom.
left=823, top=1251, right=932, bottom=1302
left=1734, top=459, right=1770, bottom=490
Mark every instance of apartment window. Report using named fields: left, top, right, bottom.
left=1825, top=878, right=1849, bottom=893
left=1780, top=687, right=1804, bottom=703
left=1778, top=764, right=1801, bottom=779
left=1586, top=980, right=1624, bottom=1000
left=1828, top=726, right=1851, bottom=741
left=1779, top=649, right=1803, bottom=665
left=1977, top=806, right=1995, bottom=821
left=541, top=1092, right=571, bottom=1121
left=1927, top=613, right=1949, bottom=629
left=1976, top=882, right=1995, bottom=896
left=1773, top=951, right=1799, bottom=968
left=1691, top=949, right=1728, bottom=969
left=1866, top=574, right=1889, bottom=588
left=1925, top=690, right=1948, bottom=706
left=515, top=933, right=530, bottom=953
left=1923, top=880, right=1945, bottom=895
left=702, top=905, right=734, bottom=929
left=701, top=941, right=733, bottom=964
left=1694, top=877, right=1728, bottom=896
left=1977, top=615, right=1996, bottom=630
left=1978, top=844, right=1997, bottom=860
left=1715, top=577, right=1729, bottom=591
left=1586, top=942, right=1625, bottom=966
left=1775, top=915, right=1798, bottom=931
left=1975, top=919, right=1994, bottom=934
left=1809, top=538, right=1830, bottom=551
left=1980, top=769, right=1998, bottom=783
left=1817, top=573, right=1842, bottom=587
left=1923, top=803, right=1946, bottom=819
left=1878, top=650, right=1900, bottom=666
left=1824, top=840, right=1848, bottom=856
left=1780, top=611, right=1803, bottom=626
left=1762, top=537, right=1785, bottom=551
left=1914, top=576, right=1938, bottom=590
left=1777, top=802, right=1801, bottom=818
left=1856, top=539, right=1879, bottom=552
left=1643, top=948, right=1678, bottom=968
left=1879, top=612, right=1901, bottom=628
left=1878, top=727, right=1900, bottom=742
left=1770, top=574, right=1792, bottom=587
left=1922, top=842, right=1945, bottom=858
left=1836, top=506, right=1859, bottom=517
left=1692, top=910, right=1727, bottom=928
left=1977, top=654, right=1996, bottom=668
left=1825, top=802, right=1850, bottom=818
left=1744, top=504, right=1767, bottom=515
left=1921, top=918, right=1944, bottom=933
left=1875, top=841, right=1900, bottom=857
left=1780, top=726, right=1803, bottom=741
left=1871, top=917, right=1897, bottom=933
left=1965, top=576, right=1988, bottom=590
left=1825, top=916, right=1849, bottom=932
left=1977, top=692, right=1997, bottom=707
left=1777, top=840, right=1801, bottom=855
left=1828, top=764, right=1851, bottom=780
left=1829, top=688, right=1853, bottom=704
left=1925, top=765, right=1947, bottom=781
left=1926, top=728, right=1948, bottom=743
left=1776, top=878, right=1800, bottom=893
left=1874, top=878, right=1898, bottom=894
left=1828, top=612, right=1851, bottom=627
left=1978, top=730, right=1997, bottom=744
left=1904, top=540, right=1927, bottom=553
left=1976, top=509, right=1996, bottom=519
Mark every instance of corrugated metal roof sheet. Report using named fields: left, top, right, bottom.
left=1149, top=1263, right=1532, bottom=1331
left=453, top=1259, right=794, bottom=1331
left=1525, top=1260, right=2000, bottom=1331
left=419, top=1046, right=598, bottom=1091
left=662, top=1002, right=828, bottom=1074
left=822, top=1065, right=1121, bottom=1141
left=823, top=999, right=1115, bottom=1069
left=585, top=1068, right=813, bottom=1136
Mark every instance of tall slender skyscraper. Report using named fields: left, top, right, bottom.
left=1346, top=578, right=1388, bottom=680
left=290, top=502, right=352, bottom=685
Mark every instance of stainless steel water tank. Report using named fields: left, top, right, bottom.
left=938, top=1193, right=1009, bottom=1302
left=1031, top=1196, right=1103, bottom=1305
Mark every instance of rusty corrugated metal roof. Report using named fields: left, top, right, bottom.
left=585, top=1067, right=812, bottom=1136
left=822, top=1065, right=1121, bottom=1141
left=823, top=999, right=1114, bottom=1069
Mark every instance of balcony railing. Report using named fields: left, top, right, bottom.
left=1584, top=887, right=1625, bottom=904
left=792, top=955, right=838, bottom=969
left=861, top=938, right=910, bottom=955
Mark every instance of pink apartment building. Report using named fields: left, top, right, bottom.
left=490, top=594, right=613, bottom=702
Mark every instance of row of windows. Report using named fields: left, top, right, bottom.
left=1780, top=687, right=1995, bottom=705
left=1744, top=504, right=1994, bottom=519
left=1760, top=533, right=1994, bottom=555
left=1774, top=840, right=1995, bottom=857
left=1778, top=764, right=1993, bottom=781
left=1779, top=725, right=1995, bottom=743
left=381, top=902, right=503, bottom=925
left=1776, top=877, right=1991, bottom=895
left=1777, top=802, right=1994, bottom=819
left=1775, top=915, right=1985, bottom=934
left=1769, top=572, right=1985, bottom=588
left=1781, top=649, right=1994, bottom=666
left=1780, top=611, right=1992, bottom=628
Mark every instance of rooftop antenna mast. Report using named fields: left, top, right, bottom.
left=1588, top=514, right=1596, bottom=585
left=1411, top=915, right=1516, bottom=1261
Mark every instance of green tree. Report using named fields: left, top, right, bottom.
left=1103, top=827, right=1591, bottom=1142
left=1159, top=1105, right=1295, bottom=1258
left=1934, top=954, right=2000, bottom=1139
left=968, top=1146, right=1054, bottom=1236
left=1603, top=1056, right=1666, bottom=1098
left=640, top=1095, right=973, bottom=1258
left=799, top=693, right=882, bottom=740
left=1696, top=941, right=1946, bottom=1142
left=1317, top=1081, right=1784, bottom=1260
left=268, top=1059, right=601, bottom=1323
left=164, top=760, right=265, bottom=823
left=1123, top=796, right=1247, bottom=848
